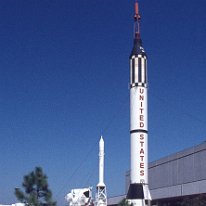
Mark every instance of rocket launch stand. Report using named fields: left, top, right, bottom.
left=95, top=185, right=107, bottom=206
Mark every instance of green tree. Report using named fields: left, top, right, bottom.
left=15, top=167, right=56, bottom=206
left=118, top=198, right=132, bottom=206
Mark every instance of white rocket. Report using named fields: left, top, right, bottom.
left=126, top=1, right=151, bottom=206
left=95, top=136, right=107, bottom=206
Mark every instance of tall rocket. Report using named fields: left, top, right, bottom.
left=126, top=1, right=151, bottom=206
left=95, top=136, right=107, bottom=206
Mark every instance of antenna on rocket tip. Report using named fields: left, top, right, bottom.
left=134, top=0, right=141, bottom=39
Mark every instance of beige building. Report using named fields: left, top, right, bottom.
left=108, top=141, right=206, bottom=206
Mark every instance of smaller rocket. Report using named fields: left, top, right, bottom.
left=95, top=136, right=107, bottom=206
left=97, top=136, right=105, bottom=187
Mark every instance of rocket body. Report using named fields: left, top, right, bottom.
left=98, top=136, right=105, bottom=187
left=96, top=136, right=107, bottom=206
left=126, top=37, right=151, bottom=205
left=126, top=1, right=152, bottom=205
left=130, top=46, right=148, bottom=186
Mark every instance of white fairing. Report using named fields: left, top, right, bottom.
left=143, top=184, right=152, bottom=200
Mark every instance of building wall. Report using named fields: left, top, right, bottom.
left=107, top=195, right=125, bottom=206
left=149, top=142, right=206, bottom=200
left=108, top=142, right=206, bottom=205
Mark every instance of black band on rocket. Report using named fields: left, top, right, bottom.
left=130, top=83, right=147, bottom=88
left=130, top=129, right=148, bottom=134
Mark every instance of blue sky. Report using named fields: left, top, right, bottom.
left=0, top=0, right=206, bottom=205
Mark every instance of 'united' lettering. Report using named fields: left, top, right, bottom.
left=140, top=88, right=144, bottom=94
left=140, top=122, right=144, bottom=127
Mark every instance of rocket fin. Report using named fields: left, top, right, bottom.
left=143, top=185, right=152, bottom=200
left=127, top=183, right=144, bottom=199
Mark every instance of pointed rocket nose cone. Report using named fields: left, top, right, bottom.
left=100, top=136, right=104, bottom=143
left=130, top=36, right=146, bottom=57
